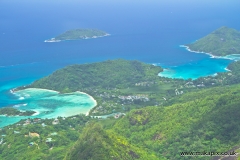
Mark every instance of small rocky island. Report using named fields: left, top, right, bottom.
left=44, top=29, right=110, bottom=42
left=185, top=26, right=240, bottom=56
left=0, top=107, right=36, bottom=116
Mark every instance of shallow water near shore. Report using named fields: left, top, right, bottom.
left=158, top=46, right=240, bottom=80
left=0, top=88, right=96, bottom=127
left=158, top=53, right=234, bottom=80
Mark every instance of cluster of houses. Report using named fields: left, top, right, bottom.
left=92, top=90, right=150, bottom=114
left=92, top=105, right=107, bottom=114
left=0, top=134, right=6, bottom=145
left=184, top=81, right=195, bottom=88
left=98, top=92, right=112, bottom=99
left=184, top=81, right=207, bottom=88
left=175, top=89, right=183, bottom=95
left=135, top=81, right=155, bottom=87
left=23, top=118, right=42, bottom=126
left=0, top=114, right=88, bottom=151
left=0, top=118, right=61, bottom=147
left=94, top=94, right=150, bottom=114
left=183, top=74, right=232, bottom=89
left=21, top=118, right=60, bottom=126
left=28, top=132, right=57, bottom=147
left=118, top=95, right=149, bottom=102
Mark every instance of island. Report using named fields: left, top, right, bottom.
left=44, top=29, right=110, bottom=42
left=184, top=26, right=240, bottom=56
left=0, top=107, right=36, bottom=116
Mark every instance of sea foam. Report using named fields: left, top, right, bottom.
left=13, top=103, right=27, bottom=108
left=19, top=97, right=25, bottom=100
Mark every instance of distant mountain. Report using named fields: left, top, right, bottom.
left=186, top=26, right=240, bottom=56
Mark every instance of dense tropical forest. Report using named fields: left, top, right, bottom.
left=1, top=59, right=240, bottom=159
left=29, top=59, right=163, bottom=92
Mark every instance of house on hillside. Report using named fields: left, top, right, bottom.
left=52, top=118, right=59, bottom=125
left=29, top=132, right=40, bottom=138
left=50, top=132, right=57, bottom=136
left=46, top=138, right=52, bottom=143
left=42, top=123, right=47, bottom=127
left=29, top=142, right=34, bottom=146
left=24, top=119, right=31, bottom=125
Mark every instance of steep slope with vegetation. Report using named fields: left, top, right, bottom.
left=110, top=84, right=240, bottom=159
left=65, top=123, right=163, bottom=160
left=186, top=26, right=240, bottom=56
left=0, top=115, right=91, bottom=160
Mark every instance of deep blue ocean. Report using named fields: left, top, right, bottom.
left=0, top=0, right=240, bottom=126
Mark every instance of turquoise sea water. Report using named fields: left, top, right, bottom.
left=0, top=88, right=96, bottom=127
left=158, top=46, right=240, bottom=80
left=1, top=0, right=240, bottom=127
left=158, top=57, right=231, bottom=80
left=158, top=46, right=238, bottom=79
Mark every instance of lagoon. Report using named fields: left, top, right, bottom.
left=0, top=88, right=96, bottom=127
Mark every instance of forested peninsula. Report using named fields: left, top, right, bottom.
left=0, top=108, right=36, bottom=116
left=23, top=59, right=240, bottom=116
left=44, top=29, right=109, bottom=42
left=185, top=26, right=240, bottom=56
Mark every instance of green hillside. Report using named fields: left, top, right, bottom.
left=29, top=59, right=163, bottom=93
left=0, top=115, right=91, bottom=160
left=186, top=26, right=240, bottom=56
left=65, top=123, right=163, bottom=160
left=110, top=84, right=240, bottom=159
left=27, top=59, right=169, bottom=116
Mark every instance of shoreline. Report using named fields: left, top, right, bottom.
left=158, top=46, right=235, bottom=80
left=180, top=45, right=240, bottom=61
left=224, top=67, right=231, bottom=72
left=75, top=91, right=97, bottom=116
left=31, top=110, right=40, bottom=116
left=179, top=45, right=240, bottom=72
left=13, top=88, right=60, bottom=94
left=180, top=45, right=218, bottom=58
